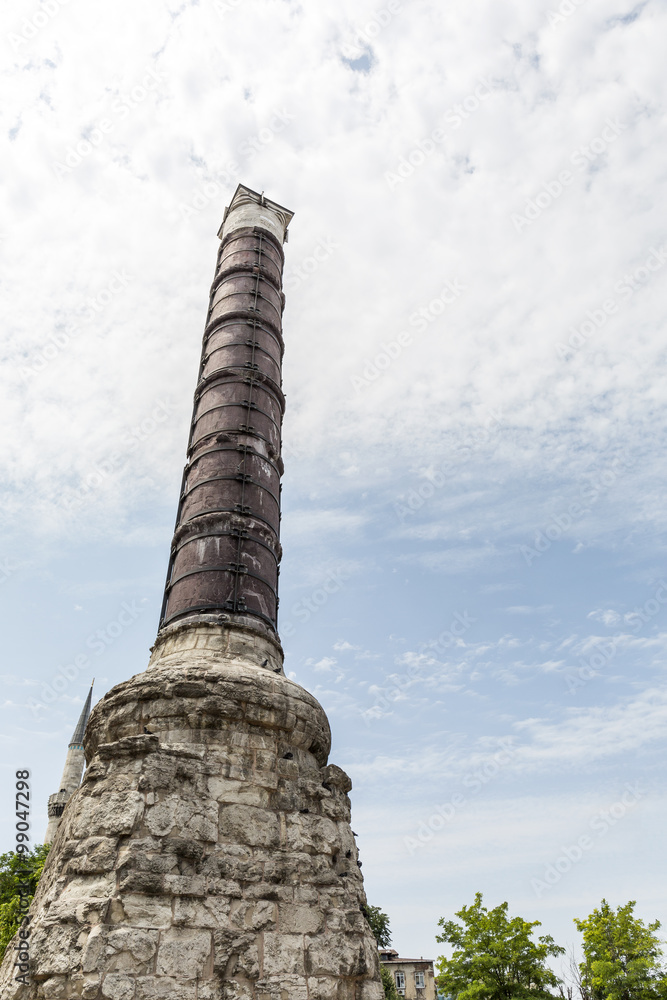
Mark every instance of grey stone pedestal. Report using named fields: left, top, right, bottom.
left=0, top=622, right=383, bottom=1000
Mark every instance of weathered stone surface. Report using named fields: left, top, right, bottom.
left=0, top=623, right=381, bottom=999
left=262, top=932, right=305, bottom=976
left=118, top=895, right=173, bottom=929
left=100, top=973, right=136, bottom=1000
left=173, top=897, right=230, bottom=929
left=65, top=837, right=118, bottom=875
left=277, top=902, right=323, bottom=934
left=71, top=791, right=144, bottom=839
left=156, top=928, right=212, bottom=978
left=104, top=928, right=159, bottom=972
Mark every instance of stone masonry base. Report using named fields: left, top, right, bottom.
left=0, top=623, right=383, bottom=1000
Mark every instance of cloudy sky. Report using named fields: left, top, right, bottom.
left=1, top=0, right=666, bottom=967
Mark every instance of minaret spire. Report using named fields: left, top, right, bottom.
left=44, top=680, right=94, bottom=843
left=69, top=679, right=94, bottom=747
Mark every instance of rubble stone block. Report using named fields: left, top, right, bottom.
left=173, top=895, right=231, bottom=928
left=135, top=978, right=198, bottom=1000
left=209, top=777, right=270, bottom=808
left=82, top=974, right=102, bottom=999
left=37, top=976, right=68, bottom=999
left=100, top=973, right=136, bottom=1000
left=357, top=981, right=385, bottom=1000
left=229, top=900, right=276, bottom=931
left=119, top=895, right=173, bottom=929
left=106, top=928, right=159, bottom=967
left=255, top=974, right=308, bottom=1000
left=218, top=804, right=281, bottom=849
left=305, top=933, right=373, bottom=979
left=278, top=903, right=324, bottom=934
left=155, top=928, right=212, bottom=979
left=71, top=792, right=143, bottom=839
left=31, top=924, right=79, bottom=977
left=261, top=932, right=305, bottom=976
left=82, top=926, right=106, bottom=973
left=306, top=978, right=340, bottom=1000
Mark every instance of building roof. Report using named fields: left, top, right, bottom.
left=69, top=681, right=94, bottom=747
left=380, top=958, right=435, bottom=965
left=378, top=950, right=434, bottom=965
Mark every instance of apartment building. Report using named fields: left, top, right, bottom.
left=379, top=948, right=439, bottom=998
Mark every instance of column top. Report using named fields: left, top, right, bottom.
left=218, top=183, right=294, bottom=245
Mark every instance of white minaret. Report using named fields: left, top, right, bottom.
left=44, top=681, right=94, bottom=844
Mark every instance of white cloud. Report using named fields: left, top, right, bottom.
left=0, top=0, right=665, bottom=558
left=514, top=687, right=667, bottom=768
left=312, top=656, right=337, bottom=673
left=347, top=685, right=667, bottom=788
left=587, top=609, right=622, bottom=626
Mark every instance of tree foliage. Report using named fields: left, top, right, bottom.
left=380, top=963, right=401, bottom=1000
left=0, top=845, right=49, bottom=961
left=366, top=905, right=392, bottom=948
left=573, top=900, right=667, bottom=1000
left=436, top=891, right=565, bottom=1000
left=364, top=904, right=396, bottom=998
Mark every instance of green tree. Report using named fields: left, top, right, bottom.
left=364, top=904, right=396, bottom=998
left=0, top=845, right=50, bottom=961
left=436, top=891, right=564, bottom=1000
left=380, top=963, right=401, bottom=1000
left=366, top=905, right=392, bottom=948
left=574, top=900, right=667, bottom=1000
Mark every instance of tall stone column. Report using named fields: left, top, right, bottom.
left=1, top=186, right=383, bottom=1000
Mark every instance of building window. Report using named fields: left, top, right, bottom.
left=415, top=972, right=425, bottom=988
left=395, top=972, right=405, bottom=989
